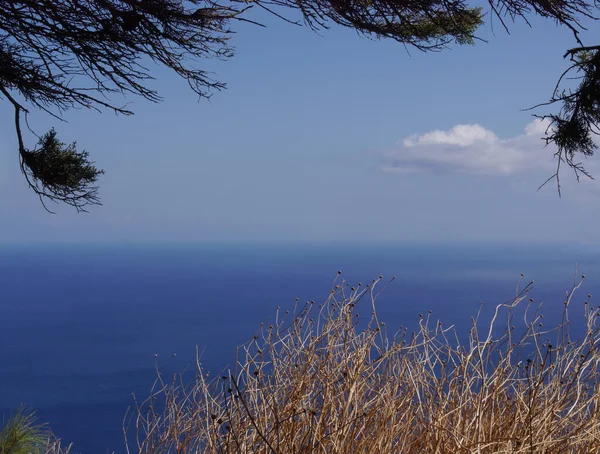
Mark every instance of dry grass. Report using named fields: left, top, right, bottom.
left=45, top=435, right=72, bottom=454
left=125, top=274, right=600, bottom=453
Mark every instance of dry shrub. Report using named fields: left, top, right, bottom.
left=45, top=436, right=72, bottom=454
left=125, top=274, right=600, bottom=453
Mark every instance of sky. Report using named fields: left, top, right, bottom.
left=1, top=7, right=599, bottom=244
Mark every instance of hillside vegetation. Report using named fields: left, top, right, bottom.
left=121, top=274, right=600, bottom=453
left=5, top=275, right=600, bottom=453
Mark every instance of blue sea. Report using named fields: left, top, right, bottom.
left=1, top=242, right=599, bottom=453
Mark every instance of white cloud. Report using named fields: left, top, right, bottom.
left=384, top=119, right=559, bottom=176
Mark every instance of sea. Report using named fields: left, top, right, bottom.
left=1, top=242, right=599, bottom=453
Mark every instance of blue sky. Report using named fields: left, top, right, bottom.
left=0, top=8, right=598, bottom=243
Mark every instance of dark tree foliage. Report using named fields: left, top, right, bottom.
left=532, top=47, right=600, bottom=194
left=0, top=0, right=598, bottom=210
left=0, top=0, right=241, bottom=211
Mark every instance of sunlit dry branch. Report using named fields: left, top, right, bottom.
left=125, top=273, right=600, bottom=453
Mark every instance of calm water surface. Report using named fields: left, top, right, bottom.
left=1, top=243, right=598, bottom=453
